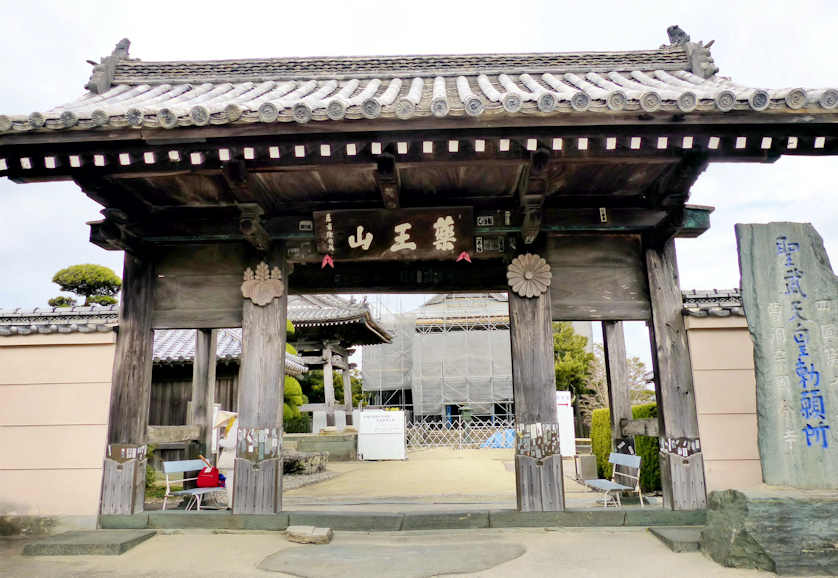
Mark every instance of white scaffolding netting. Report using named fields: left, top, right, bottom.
left=362, top=294, right=513, bottom=417
left=362, top=312, right=415, bottom=392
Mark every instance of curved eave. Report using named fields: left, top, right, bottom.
left=1, top=70, right=835, bottom=140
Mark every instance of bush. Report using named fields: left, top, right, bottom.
left=48, top=296, right=77, bottom=308
left=632, top=403, right=661, bottom=493
left=87, top=295, right=117, bottom=306
left=589, top=404, right=661, bottom=493
left=590, top=408, right=613, bottom=479
left=285, top=414, right=311, bottom=433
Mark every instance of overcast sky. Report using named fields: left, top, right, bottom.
left=0, top=0, right=835, bottom=364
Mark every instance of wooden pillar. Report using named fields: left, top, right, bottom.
left=646, top=238, right=707, bottom=510
left=100, top=253, right=155, bottom=515
left=602, top=321, right=634, bottom=455
left=191, top=329, right=217, bottom=457
left=509, top=289, right=565, bottom=512
left=233, top=258, right=287, bottom=514
left=342, top=370, right=354, bottom=425
left=322, top=346, right=336, bottom=427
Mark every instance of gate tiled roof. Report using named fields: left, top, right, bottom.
left=1, top=30, right=834, bottom=135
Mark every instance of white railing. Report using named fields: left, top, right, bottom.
left=406, top=415, right=515, bottom=449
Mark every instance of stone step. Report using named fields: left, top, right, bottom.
left=648, top=526, right=702, bottom=553
left=23, top=530, right=156, bottom=556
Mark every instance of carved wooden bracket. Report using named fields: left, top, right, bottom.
left=241, top=262, right=284, bottom=306
left=507, top=253, right=552, bottom=298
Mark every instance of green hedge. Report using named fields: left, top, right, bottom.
left=631, top=403, right=662, bottom=493
left=589, top=403, right=661, bottom=493
left=591, top=408, right=613, bottom=479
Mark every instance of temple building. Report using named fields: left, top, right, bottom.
left=0, top=26, right=835, bottom=519
left=363, top=293, right=592, bottom=420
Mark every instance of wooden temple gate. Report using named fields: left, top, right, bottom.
left=0, top=28, right=834, bottom=516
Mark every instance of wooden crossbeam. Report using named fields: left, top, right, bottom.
left=620, top=418, right=660, bottom=437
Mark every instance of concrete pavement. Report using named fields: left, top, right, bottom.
left=0, top=527, right=773, bottom=577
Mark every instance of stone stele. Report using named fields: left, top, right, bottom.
left=736, top=222, right=838, bottom=488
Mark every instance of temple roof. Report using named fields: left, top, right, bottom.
left=287, top=294, right=391, bottom=346
left=152, top=328, right=307, bottom=375
left=416, top=293, right=510, bottom=327
left=682, top=288, right=744, bottom=317
left=1, top=28, right=835, bottom=136
left=0, top=304, right=118, bottom=334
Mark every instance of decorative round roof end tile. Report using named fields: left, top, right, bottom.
left=639, top=91, right=661, bottom=112
left=157, top=107, right=178, bottom=129
left=570, top=91, right=590, bottom=112
left=431, top=97, right=449, bottom=118
left=258, top=102, right=278, bottom=123
left=60, top=111, right=79, bottom=128
left=464, top=96, right=484, bottom=116
left=91, top=109, right=109, bottom=126
left=293, top=102, right=312, bottom=124
left=784, top=88, right=807, bottom=109
left=29, top=112, right=45, bottom=128
left=819, top=89, right=838, bottom=109
left=677, top=91, right=697, bottom=112
left=748, top=89, right=770, bottom=111
left=395, top=98, right=416, bottom=119
left=606, top=90, right=626, bottom=111
left=536, top=92, right=556, bottom=113
left=502, top=92, right=522, bottom=113
left=361, top=98, right=382, bottom=119
left=714, top=90, right=736, bottom=112
left=190, top=105, right=210, bottom=126
left=327, top=99, right=346, bottom=120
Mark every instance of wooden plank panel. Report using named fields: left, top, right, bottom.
left=101, top=252, right=155, bottom=515
left=322, top=348, right=335, bottom=427
left=509, top=292, right=556, bottom=425
left=106, top=253, right=155, bottom=446
left=515, top=456, right=540, bottom=512
left=191, top=329, right=217, bottom=454
left=232, top=253, right=287, bottom=515
left=232, top=458, right=281, bottom=514
left=603, top=322, right=632, bottom=441
left=509, top=291, right=564, bottom=512
left=152, top=243, right=290, bottom=328
left=547, top=236, right=650, bottom=321
left=538, top=454, right=566, bottom=511
left=646, top=239, right=707, bottom=510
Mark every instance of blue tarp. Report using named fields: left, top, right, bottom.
left=481, top=428, right=515, bottom=448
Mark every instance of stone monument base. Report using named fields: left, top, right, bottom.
left=702, top=486, right=838, bottom=575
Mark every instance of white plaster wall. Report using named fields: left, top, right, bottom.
left=0, top=332, right=114, bottom=517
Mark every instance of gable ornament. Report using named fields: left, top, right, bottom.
left=507, top=253, right=552, bottom=298
left=241, top=262, right=284, bottom=306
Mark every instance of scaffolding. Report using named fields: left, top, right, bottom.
left=362, top=293, right=514, bottom=420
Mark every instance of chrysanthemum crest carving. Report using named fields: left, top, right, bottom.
left=507, top=253, right=552, bottom=298
left=241, top=261, right=284, bottom=306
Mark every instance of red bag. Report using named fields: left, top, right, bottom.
left=197, top=466, right=220, bottom=487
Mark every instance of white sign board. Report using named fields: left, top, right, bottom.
left=357, top=410, right=406, bottom=460
left=556, top=390, right=576, bottom=457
